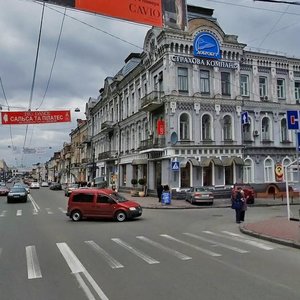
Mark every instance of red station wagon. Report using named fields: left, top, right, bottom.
left=66, top=188, right=142, bottom=222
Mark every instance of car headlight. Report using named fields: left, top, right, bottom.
left=129, top=207, right=136, bottom=211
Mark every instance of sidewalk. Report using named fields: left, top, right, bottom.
left=121, top=192, right=300, bottom=249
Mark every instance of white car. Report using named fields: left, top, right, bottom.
left=30, top=182, right=40, bottom=189
left=41, top=182, right=49, bottom=187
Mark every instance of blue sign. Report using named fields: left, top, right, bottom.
left=161, top=192, right=171, bottom=205
left=171, top=161, right=180, bottom=171
left=298, top=132, right=300, bottom=152
left=241, top=111, right=249, bottom=125
left=193, top=32, right=221, bottom=59
left=287, top=110, right=299, bottom=130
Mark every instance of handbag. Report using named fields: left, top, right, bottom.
left=231, top=200, right=242, bottom=210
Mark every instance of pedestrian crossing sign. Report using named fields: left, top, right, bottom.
left=171, top=161, right=180, bottom=171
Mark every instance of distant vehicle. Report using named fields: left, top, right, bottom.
left=0, top=182, right=6, bottom=187
left=64, top=183, right=79, bottom=196
left=30, top=182, right=40, bottom=189
left=185, top=187, right=214, bottom=205
left=41, top=182, right=49, bottom=187
left=7, top=187, right=28, bottom=203
left=49, top=183, right=62, bottom=190
left=231, top=183, right=255, bottom=204
left=66, top=188, right=142, bottom=222
left=0, top=186, right=9, bottom=196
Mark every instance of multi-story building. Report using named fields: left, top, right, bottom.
left=83, top=5, right=299, bottom=194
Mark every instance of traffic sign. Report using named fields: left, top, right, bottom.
left=171, top=161, right=180, bottom=171
left=298, top=132, right=300, bottom=152
left=241, top=111, right=249, bottom=125
left=287, top=110, right=299, bottom=130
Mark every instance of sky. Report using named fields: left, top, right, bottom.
left=1, top=0, right=300, bottom=168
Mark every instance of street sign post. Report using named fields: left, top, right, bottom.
left=171, top=161, right=179, bottom=171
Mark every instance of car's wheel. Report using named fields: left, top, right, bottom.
left=71, top=210, right=82, bottom=222
left=115, top=210, right=127, bottom=222
left=190, top=198, right=194, bottom=205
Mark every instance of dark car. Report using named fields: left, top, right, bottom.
left=7, top=187, right=28, bottom=203
left=50, top=183, right=62, bottom=190
left=185, top=187, right=214, bottom=205
left=231, top=184, right=255, bottom=204
left=0, top=186, right=9, bottom=196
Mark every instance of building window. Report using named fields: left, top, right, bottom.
left=221, top=72, right=231, bottom=96
left=180, top=113, right=190, bottom=140
left=178, top=67, right=188, bottom=92
left=202, top=114, right=211, bottom=140
left=223, top=115, right=232, bottom=140
left=243, top=159, right=253, bottom=183
left=200, top=70, right=210, bottom=94
left=240, top=74, right=250, bottom=96
left=261, top=117, right=271, bottom=140
left=277, top=78, right=285, bottom=99
left=264, top=158, right=274, bottom=182
left=280, top=118, right=289, bottom=142
left=259, top=76, right=268, bottom=97
left=242, top=118, right=252, bottom=141
left=295, top=81, right=300, bottom=102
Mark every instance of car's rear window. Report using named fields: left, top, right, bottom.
left=11, top=188, right=25, bottom=193
left=72, top=193, right=94, bottom=203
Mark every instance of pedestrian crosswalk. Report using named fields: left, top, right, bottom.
left=0, top=207, right=67, bottom=217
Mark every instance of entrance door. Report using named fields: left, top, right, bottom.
left=225, top=166, right=233, bottom=185
left=203, top=166, right=212, bottom=186
left=181, top=163, right=191, bottom=188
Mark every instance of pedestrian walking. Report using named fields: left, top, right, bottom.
left=157, top=184, right=163, bottom=202
left=240, top=190, right=247, bottom=222
left=231, top=187, right=244, bottom=223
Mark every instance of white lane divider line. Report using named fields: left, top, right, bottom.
left=203, top=231, right=274, bottom=251
left=160, top=234, right=222, bottom=257
left=59, top=207, right=67, bottom=214
left=45, top=208, right=53, bottom=215
left=26, top=246, right=42, bottom=279
left=0, top=210, right=7, bottom=217
left=16, top=210, right=22, bottom=216
left=183, top=233, right=249, bottom=254
left=85, top=241, right=124, bottom=269
left=29, top=194, right=40, bottom=215
left=111, top=238, right=160, bottom=264
left=136, top=236, right=192, bottom=260
left=57, top=242, right=109, bottom=300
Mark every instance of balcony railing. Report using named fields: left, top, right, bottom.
left=140, top=91, right=164, bottom=112
left=98, top=150, right=118, bottom=160
left=101, top=121, right=114, bottom=133
left=139, top=138, right=166, bottom=150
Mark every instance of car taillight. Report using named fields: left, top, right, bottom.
left=194, top=193, right=202, bottom=197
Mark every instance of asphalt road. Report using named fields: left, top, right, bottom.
left=0, top=187, right=300, bottom=300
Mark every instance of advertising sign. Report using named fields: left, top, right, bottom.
left=193, top=32, right=221, bottom=59
left=287, top=110, right=299, bottom=130
left=157, top=119, right=165, bottom=135
left=38, top=0, right=163, bottom=27
left=0, top=110, right=71, bottom=125
left=162, top=0, right=187, bottom=30
left=275, top=163, right=284, bottom=182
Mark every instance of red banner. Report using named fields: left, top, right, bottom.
left=157, top=119, right=165, bottom=135
left=37, top=0, right=163, bottom=27
left=1, top=110, right=71, bottom=125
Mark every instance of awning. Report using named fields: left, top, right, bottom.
left=223, top=156, right=245, bottom=166
left=200, top=157, right=223, bottom=167
left=132, top=159, right=148, bottom=165
left=180, top=158, right=200, bottom=168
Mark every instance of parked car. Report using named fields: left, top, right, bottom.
left=185, top=187, right=214, bottom=205
left=231, top=184, right=255, bottom=204
left=7, top=187, right=28, bottom=203
left=66, top=188, right=142, bottom=222
left=41, top=181, right=49, bottom=187
left=64, top=183, right=79, bottom=196
left=49, top=183, right=62, bottom=190
left=30, top=182, right=40, bottom=189
left=0, top=186, right=9, bottom=196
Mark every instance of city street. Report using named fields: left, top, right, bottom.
left=0, top=188, right=300, bottom=300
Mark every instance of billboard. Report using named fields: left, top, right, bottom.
left=162, top=0, right=187, bottom=30
left=38, top=0, right=163, bottom=27
left=0, top=110, right=71, bottom=125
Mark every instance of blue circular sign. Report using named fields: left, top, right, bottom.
left=193, top=32, right=221, bottom=60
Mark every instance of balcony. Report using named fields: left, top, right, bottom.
left=139, top=137, right=166, bottom=151
left=98, top=150, right=118, bottom=160
left=101, top=121, right=114, bottom=133
left=140, top=91, right=164, bottom=112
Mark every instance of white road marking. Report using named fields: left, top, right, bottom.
left=136, top=236, right=192, bottom=260
left=26, top=246, right=42, bottom=279
left=59, top=207, right=67, bottom=214
left=0, top=210, right=7, bottom=217
left=57, top=243, right=109, bottom=300
left=16, top=210, right=22, bottom=216
left=45, top=208, right=53, bottom=215
left=160, top=234, right=222, bottom=257
left=29, top=194, right=40, bottom=214
left=111, top=238, right=160, bottom=264
left=203, top=231, right=274, bottom=251
left=183, top=233, right=249, bottom=254
left=85, top=241, right=124, bottom=269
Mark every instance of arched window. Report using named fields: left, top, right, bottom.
left=262, top=117, right=271, bottom=140
left=280, top=118, right=288, bottom=142
left=131, top=128, right=135, bottom=149
left=242, top=117, right=252, bottom=141
left=243, top=159, right=253, bottom=183
left=180, top=113, right=190, bottom=140
left=264, top=158, right=274, bottom=182
left=202, top=114, right=211, bottom=140
left=223, top=115, right=232, bottom=140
